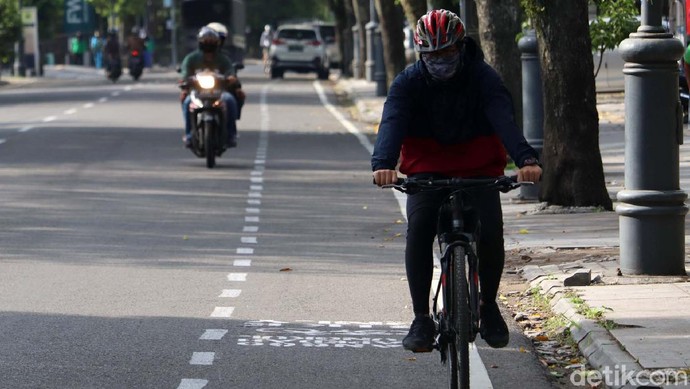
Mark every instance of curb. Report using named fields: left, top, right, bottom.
left=530, top=276, right=643, bottom=389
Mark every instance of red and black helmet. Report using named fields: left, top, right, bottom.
left=414, top=9, right=466, bottom=53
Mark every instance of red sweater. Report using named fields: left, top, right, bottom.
left=400, top=135, right=507, bottom=177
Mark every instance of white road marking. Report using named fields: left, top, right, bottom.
left=210, top=307, right=235, bottom=318
left=248, top=192, right=262, bottom=198
left=189, top=352, right=215, bottom=365
left=218, top=289, right=242, bottom=298
left=233, top=259, right=252, bottom=267
left=18, top=126, right=33, bottom=133
left=247, top=199, right=261, bottom=205
left=200, top=329, right=228, bottom=340
left=241, top=237, right=257, bottom=244
left=243, top=226, right=259, bottom=233
left=313, top=81, right=373, bottom=154
left=250, top=185, right=263, bottom=191
left=245, top=216, right=260, bottom=223
left=236, top=248, right=254, bottom=255
left=42, top=116, right=56, bottom=122
left=251, top=171, right=263, bottom=176
left=245, top=208, right=260, bottom=213
left=177, top=379, right=208, bottom=389
left=254, top=159, right=265, bottom=165
left=64, top=108, right=77, bottom=115
left=83, top=102, right=94, bottom=109
left=250, top=177, right=264, bottom=183
left=0, top=139, right=5, bottom=145
left=111, top=91, right=120, bottom=97
left=227, top=273, right=247, bottom=281
left=124, top=86, right=133, bottom=91
left=98, top=97, right=108, bottom=103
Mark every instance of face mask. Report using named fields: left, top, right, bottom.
left=422, top=50, right=460, bottom=81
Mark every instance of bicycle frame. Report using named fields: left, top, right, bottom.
left=382, top=176, right=524, bottom=389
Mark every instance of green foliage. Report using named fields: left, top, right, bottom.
left=87, top=0, right=148, bottom=20
left=0, top=0, right=21, bottom=63
left=589, top=0, right=638, bottom=53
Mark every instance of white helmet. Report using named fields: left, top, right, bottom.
left=206, top=22, right=228, bottom=39
left=264, top=24, right=272, bottom=32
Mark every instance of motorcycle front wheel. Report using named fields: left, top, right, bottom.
left=204, top=122, right=216, bottom=169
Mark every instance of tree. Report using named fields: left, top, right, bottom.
left=429, top=0, right=457, bottom=10
left=328, top=0, right=352, bottom=76
left=523, top=0, right=613, bottom=210
left=589, top=0, right=638, bottom=77
left=0, top=0, right=21, bottom=73
left=398, top=0, right=426, bottom=31
left=475, top=0, right=524, bottom=129
left=351, top=0, right=369, bottom=78
left=374, top=0, right=406, bottom=88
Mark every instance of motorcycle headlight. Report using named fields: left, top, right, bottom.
left=197, top=74, right=216, bottom=89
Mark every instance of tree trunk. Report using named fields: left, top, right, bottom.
left=531, top=0, right=613, bottom=209
left=475, top=0, right=523, bottom=130
left=330, top=0, right=354, bottom=77
left=429, top=0, right=458, bottom=11
left=351, top=0, right=370, bottom=78
left=398, top=0, right=427, bottom=31
left=375, top=0, right=406, bottom=88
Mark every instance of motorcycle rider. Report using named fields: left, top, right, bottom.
left=103, top=30, right=121, bottom=74
left=372, top=9, right=542, bottom=352
left=179, top=27, right=245, bottom=148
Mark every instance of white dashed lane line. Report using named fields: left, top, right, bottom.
left=178, top=83, right=273, bottom=388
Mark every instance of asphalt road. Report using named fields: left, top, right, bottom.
left=0, top=64, right=558, bottom=388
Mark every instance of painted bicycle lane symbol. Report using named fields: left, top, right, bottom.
left=236, top=320, right=408, bottom=349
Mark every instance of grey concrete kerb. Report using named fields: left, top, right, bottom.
left=527, top=272, right=643, bottom=389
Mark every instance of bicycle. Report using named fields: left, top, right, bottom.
left=384, top=175, right=526, bottom=389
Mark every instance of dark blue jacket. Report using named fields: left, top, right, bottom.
left=371, top=38, right=538, bottom=174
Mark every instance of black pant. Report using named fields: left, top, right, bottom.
left=405, top=185, right=505, bottom=315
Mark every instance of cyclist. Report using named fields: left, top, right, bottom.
left=371, top=9, right=542, bottom=352
left=179, top=27, right=245, bottom=148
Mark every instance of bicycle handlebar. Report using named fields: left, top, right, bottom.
left=381, top=175, right=531, bottom=194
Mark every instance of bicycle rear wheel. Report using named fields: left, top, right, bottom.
left=447, top=245, right=470, bottom=389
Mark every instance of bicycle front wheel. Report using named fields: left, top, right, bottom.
left=447, top=245, right=470, bottom=389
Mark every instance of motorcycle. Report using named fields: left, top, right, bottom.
left=128, top=50, right=144, bottom=81
left=106, top=57, right=122, bottom=83
left=180, top=69, right=231, bottom=168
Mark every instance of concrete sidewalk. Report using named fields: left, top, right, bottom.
left=334, top=75, right=690, bottom=388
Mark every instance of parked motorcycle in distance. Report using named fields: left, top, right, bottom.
left=180, top=69, right=230, bottom=168
left=106, top=58, right=122, bottom=83
left=128, top=50, right=144, bottom=81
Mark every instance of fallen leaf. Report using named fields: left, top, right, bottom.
left=519, top=347, right=528, bottom=353
left=498, top=294, right=508, bottom=301
left=394, top=233, right=402, bottom=238
left=363, top=206, right=368, bottom=210
left=535, top=335, right=550, bottom=342
left=183, top=235, right=189, bottom=240
left=395, top=219, right=404, bottom=224
left=518, top=229, right=530, bottom=234
left=280, top=268, right=293, bottom=272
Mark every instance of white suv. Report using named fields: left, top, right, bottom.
left=269, top=24, right=330, bottom=80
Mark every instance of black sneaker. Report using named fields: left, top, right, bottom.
left=402, top=315, right=436, bottom=352
left=480, top=301, right=509, bottom=348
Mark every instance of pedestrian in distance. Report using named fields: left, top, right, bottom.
left=371, top=9, right=542, bottom=353
left=69, top=31, right=86, bottom=65
left=90, top=31, right=104, bottom=69
left=260, top=24, right=273, bottom=73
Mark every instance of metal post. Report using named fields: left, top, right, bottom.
left=371, top=7, right=386, bottom=96
left=352, top=25, right=361, bottom=79
left=365, top=0, right=376, bottom=81
left=616, top=0, right=688, bottom=275
left=517, top=30, right=543, bottom=201
left=170, top=0, right=178, bottom=66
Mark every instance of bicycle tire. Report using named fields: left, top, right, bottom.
left=449, top=245, right=470, bottom=389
